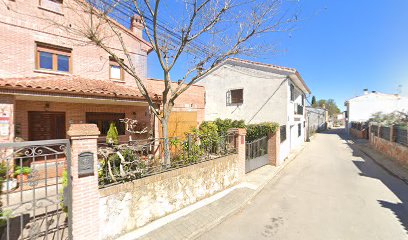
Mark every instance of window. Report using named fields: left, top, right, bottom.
left=290, top=84, right=295, bottom=101
left=301, top=94, right=304, bottom=106
left=36, top=43, right=71, bottom=73
left=39, top=0, right=63, bottom=13
left=280, top=125, right=286, bottom=143
left=86, top=112, right=126, bottom=135
left=298, top=123, right=301, bottom=137
left=226, top=89, right=243, bottom=105
left=110, top=57, right=124, bottom=81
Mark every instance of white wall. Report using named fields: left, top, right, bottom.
left=200, top=62, right=307, bottom=161
left=199, top=63, right=288, bottom=125
left=347, top=93, right=408, bottom=124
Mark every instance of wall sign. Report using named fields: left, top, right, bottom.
left=78, top=152, right=94, bottom=177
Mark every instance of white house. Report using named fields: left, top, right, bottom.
left=345, top=89, right=408, bottom=132
left=198, top=58, right=311, bottom=162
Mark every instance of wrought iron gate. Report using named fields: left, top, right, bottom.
left=245, top=136, right=269, bottom=173
left=0, top=139, right=71, bottom=240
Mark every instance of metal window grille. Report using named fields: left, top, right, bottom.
left=280, top=125, right=286, bottom=143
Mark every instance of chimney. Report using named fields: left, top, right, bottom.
left=130, top=15, right=144, bottom=39
left=363, top=89, right=368, bottom=95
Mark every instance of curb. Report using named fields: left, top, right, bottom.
left=188, top=144, right=306, bottom=240
left=352, top=143, right=408, bottom=185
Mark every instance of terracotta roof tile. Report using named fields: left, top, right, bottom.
left=0, top=76, right=160, bottom=101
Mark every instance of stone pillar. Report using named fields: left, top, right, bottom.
left=67, top=124, right=100, bottom=240
left=228, top=128, right=246, bottom=178
left=268, top=128, right=281, bottom=166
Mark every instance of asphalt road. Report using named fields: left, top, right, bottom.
left=198, top=128, right=408, bottom=240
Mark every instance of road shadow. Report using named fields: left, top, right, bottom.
left=321, top=128, right=408, bottom=234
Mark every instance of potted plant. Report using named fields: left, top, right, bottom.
left=14, top=166, right=32, bottom=183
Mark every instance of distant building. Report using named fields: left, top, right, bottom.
left=306, top=107, right=328, bottom=137
left=344, top=89, right=408, bottom=133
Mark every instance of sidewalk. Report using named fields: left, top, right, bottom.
left=116, top=146, right=306, bottom=240
left=351, top=139, right=408, bottom=184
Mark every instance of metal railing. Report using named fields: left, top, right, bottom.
left=0, top=139, right=70, bottom=240
left=379, top=126, right=391, bottom=141
left=97, top=134, right=236, bottom=188
left=394, top=125, right=408, bottom=146
left=246, top=136, right=268, bottom=160
left=371, top=125, right=379, bottom=136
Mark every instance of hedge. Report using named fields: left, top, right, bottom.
left=201, top=118, right=279, bottom=142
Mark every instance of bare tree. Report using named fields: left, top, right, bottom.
left=51, top=0, right=298, bottom=165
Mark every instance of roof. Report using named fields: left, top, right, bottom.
left=198, top=58, right=311, bottom=94
left=228, top=58, right=297, bottom=73
left=345, top=92, right=406, bottom=104
left=0, top=76, right=160, bottom=101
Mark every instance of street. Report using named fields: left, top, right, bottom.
left=198, top=128, right=408, bottom=240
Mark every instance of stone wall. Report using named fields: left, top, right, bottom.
left=370, top=135, right=408, bottom=168
left=98, top=154, right=240, bottom=240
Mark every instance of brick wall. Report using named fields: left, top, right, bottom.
left=0, top=0, right=149, bottom=85
left=146, top=79, right=206, bottom=124
left=370, top=135, right=408, bottom=168
left=268, top=128, right=281, bottom=166
left=15, top=100, right=151, bottom=141
left=99, top=154, right=240, bottom=240
left=350, top=128, right=367, bottom=139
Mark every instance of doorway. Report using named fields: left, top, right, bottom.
left=28, top=111, right=66, bottom=140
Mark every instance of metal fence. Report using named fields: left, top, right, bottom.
left=379, top=126, right=391, bottom=141
left=0, top=139, right=71, bottom=240
left=394, top=125, right=408, bottom=146
left=245, top=136, right=268, bottom=160
left=351, top=121, right=368, bottom=130
left=97, top=133, right=236, bottom=188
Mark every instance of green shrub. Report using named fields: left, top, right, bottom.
left=246, top=122, right=279, bottom=142
left=213, top=118, right=245, bottom=135
left=106, top=122, right=119, bottom=145
left=14, top=166, right=32, bottom=176
left=60, top=170, right=68, bottom=213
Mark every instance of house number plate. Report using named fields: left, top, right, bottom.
left=78, top=152, right=94, bottom=177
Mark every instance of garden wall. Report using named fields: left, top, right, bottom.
left=98, top=154, right=240, bottom=240
left=370, top=135, right=408, bottom=168
left=350, top=128, right=367, bottom=139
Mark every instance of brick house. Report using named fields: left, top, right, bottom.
left=0, top=0, right=205, bottom=143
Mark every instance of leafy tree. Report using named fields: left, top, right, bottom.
left=311, top=96, right=317, bottom=107
left=314, top=98, right=340, bottom=117
left=369, top=111, right=408, bottom=125
left=106, top=122, right=119, bottom=145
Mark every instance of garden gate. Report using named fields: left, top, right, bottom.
left=245, top=136, right=269, bottom=173
left=0, top=139, right=71, bottom=240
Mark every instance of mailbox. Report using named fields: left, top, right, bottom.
left=78, top=152, right=94, bottom=177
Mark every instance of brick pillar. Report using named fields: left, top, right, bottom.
left=0, top=95, right=15, bottom=143
left=67, top=124, right=100, bottom=240
left=228, top=128, right=246, bottom=178
left=268, top=128, right=281, bottom=166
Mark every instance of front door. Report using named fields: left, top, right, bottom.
left=28, top=111, right=66, bottom=140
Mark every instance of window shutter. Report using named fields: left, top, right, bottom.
left=226, top=90, right=231, bottom=105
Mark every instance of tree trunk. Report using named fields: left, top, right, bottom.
left=161, top=118, right=171, bottom=166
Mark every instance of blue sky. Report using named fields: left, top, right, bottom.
left=147, top=0, right=408, bottom=111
